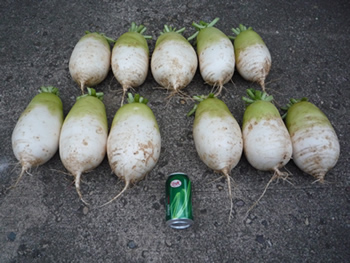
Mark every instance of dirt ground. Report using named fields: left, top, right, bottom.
left=1, top=0, right=349, bottom=262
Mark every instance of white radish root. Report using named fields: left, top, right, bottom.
left=189, top=18, right=235, bottom=96
left=242, top=89, right=293, bottom=214
left=230, top=24, right=271, bottom=92
left=10, top=86, right=64, bottom=188
left=101, top=93, right=161, bottom=207
left=69, top=31, right=113, bottom=94
left=151, top=25, right=198, bottom=99
left=190, top=94, right=243, bottom=220
left=284, top=98, right=340, bottom=183
left=59, top=88, right=108, bottom=205
left=111, top=22, right=151, bottom=105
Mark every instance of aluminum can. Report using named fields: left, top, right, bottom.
left=165, top=172, right=193, bottom=229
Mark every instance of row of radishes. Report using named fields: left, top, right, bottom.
left=68, top=19, right=271, bottom=103
left=190, top=89, right=340, bottom=218
left=11, top=87, right=161, bottom=207
left=10, top=86, right=340, bottom=213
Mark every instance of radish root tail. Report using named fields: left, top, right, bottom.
left=259, top=65, right=268, bottom=92
left=7, top=165, right=29, bottom=190
left=164, top=87, right=192, bottom=107
left=80, top=82, right=85, bottom=94
left=121, top=87, right=127, bottom=106
left=245, top=173, right=277, bottom=217
left=222, top=169, right=234, bottom=222
left=121, top=85, right=134, bottom=106
left=98, top=180, right=130, bottom=208
left=312, top=173, right=326, bottom=184
left=213, top=82, right=224, bottom=97
left=245, top=168, right=289, bottom=217
left=258, top=77, right=267, bottom=93
left=75, top=173, right=89, bottom=206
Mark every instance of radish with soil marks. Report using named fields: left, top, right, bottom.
left=69, top=31, right=114, bottom=93
left=151, top=25, right=198, bottom=98
left=11, top=86, right=64, bottom=188
left=59, top=88, right=108, bottom=205
left=111, top=22, right=151, bottom=105
left=189, top=94, right=243, bottom=220
left=230, top=24, right=271, bottom=92
left=283, top=98, right=340, bottom=183
left=101, top=93, right=161, bottom=207
left=188, top=18, right=235, bottom=96
left=242, top=89, right=293, bottom=213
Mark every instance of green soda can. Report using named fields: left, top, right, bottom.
left=165, top=172, right=193, bottom=229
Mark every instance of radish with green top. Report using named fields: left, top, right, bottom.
left=230, top=24, right=271, bottom=92
left=188, top=18, right=235, bottom=95
left=242, top=88, right=292, bottom=173
left=151, top=25, right=198, bottom=98
left=69, top=31, right=114, bottom=93
left=11, top=86, right=64, bottom=188
left=242, top=89, right=292, bottom=212
left=59, top=88, right=108, bottom=205
left=111, top=22, right=151, bottom=105
left=189, top=94, right=243, bottom=219
left=101, top=93, right=161, bottom=207
left=283, top=98, right=340, bottom=183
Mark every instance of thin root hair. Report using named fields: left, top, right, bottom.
left=50, top=168, right=73, bottom=177
left=7, top=165, right=32, bottom=190
left=121, top=86, right=135, bottom=106
left=204, top=170, right=235, bottom=222
left=274, top=168, right=294, bottom=186
left=258, top=78, right=266, bottom=93
left=10, top=161, right=21, bottom=174
left=164, top=88, right=192, bottom=107
left=263, top=77, right=288, bottom=107
left=98, top=180, right=130, bottom=208
left=222, top=169, right=234, bottom=223
left=75, top=172, right=90, bottom=206
left=245, top=167, right=291, bottom=218
left=206, top=171, right=237, bottom=188
left=265, top=76, right=283, bottom=89
left=245, top=173, right=277, bottom=218
left=228, top=79, right=239, bottom=94
left=80, top=82, right=85, bottom=94
left=211, top=82, right=226, bottom=97
left=311, top=176, right=332, bottom=185
left=206, top=174, right=226, bottom=184
left=107, top=75, right=119, bottom=93
left=152, top=85, right=169, bottom=91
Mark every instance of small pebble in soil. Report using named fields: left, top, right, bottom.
left=83, top=206, right=89, bottom=215
left=235, top=200, right=245, bottom=207
left=256, top=235, right=265, bottom=244
left=7, top=232, right=16, bottom=241
left=127, top=240, right=137, bottom=249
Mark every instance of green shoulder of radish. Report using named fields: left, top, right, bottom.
left=69, top=31, right=115, bottom=94
left=283, top=98, right=340, bottom=183
left=242, top=89, right=292, bottom=213
left=188, top=18, right=235, bottom=96
left=59, top=88, right=108, bottom=205
left=230, top=24, right=271, bottom=92
left=111, top=22, right=152, bottom=105
left=151, top=25, right=198, bottom=98
left=102, top=93, right=161, bottom=207
left=189, top=94, right=243, bottom=220
left=11, top=86, right=64, bottom=188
